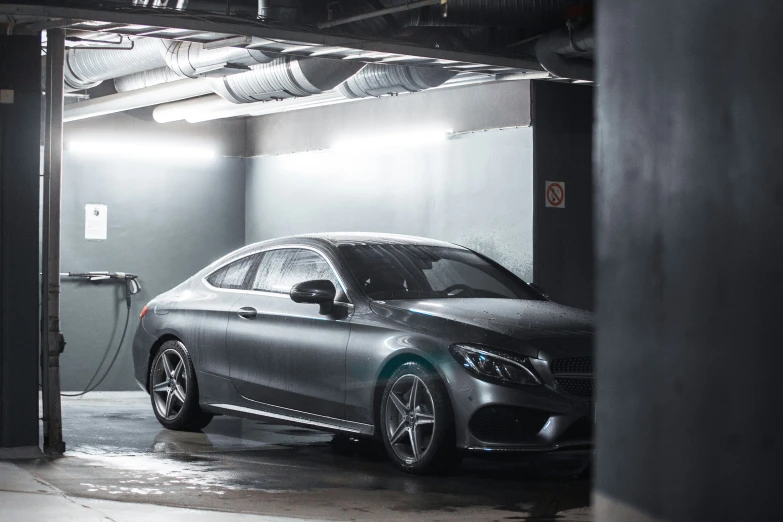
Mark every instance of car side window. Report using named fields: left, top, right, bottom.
left=251, top=248, right=346, bottom=300
left=206, top=255, right=257, bottom=290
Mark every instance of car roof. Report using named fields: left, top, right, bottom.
left=198, top=233, right=471, bottom=282
left=253, top=232, right=466, bottom=249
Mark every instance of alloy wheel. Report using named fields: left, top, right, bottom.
left=151, top=348, right=188, bottom=420
left=384, top=374, right=436, bottom=464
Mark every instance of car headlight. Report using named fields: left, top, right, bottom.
left=449, top=343, right=541, bottom=386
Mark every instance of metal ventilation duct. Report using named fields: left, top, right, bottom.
left=164, top=41, right=274, bottom=78
left=114, top=67, right=183, bottom=92
left=338, top=64, right=457, bottom=98
left=64, top=37, right=171, bottom=91
left=535, top=22, right=594, bottom=81
left=208, top=56, right=365, bottom=103
left=67, top=38, right=275, bottom=92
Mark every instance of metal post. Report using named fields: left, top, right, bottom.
left=41, top=28, right=65, bottom=455
left=0, top=33, right=42, bottom=455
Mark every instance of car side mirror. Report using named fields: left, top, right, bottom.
left=529, top=282, right=549, bottom=299
left=290, top=279, right=336, bottom=315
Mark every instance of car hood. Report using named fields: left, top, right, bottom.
left=373, top=298, right=593, bottom=350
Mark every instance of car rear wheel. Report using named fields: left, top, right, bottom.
left=149, top=340, right=213, bottom=431
left=380, top=361, right=461, bottom=474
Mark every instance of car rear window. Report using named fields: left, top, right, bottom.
left=206, top=255, right=256, bottom=290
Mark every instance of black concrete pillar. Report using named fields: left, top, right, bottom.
left=532, top=81, right=594, bottom=310
left=0, top=35, right=41, bottom=453
left=595, top=1, right=783, bottom=520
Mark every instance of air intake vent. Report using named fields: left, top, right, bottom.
left=468, top=406, right=550, bottom=444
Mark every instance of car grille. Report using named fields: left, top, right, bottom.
left=552, top=357, right=594, bottom=399
left=554, top=377, right=594, bottom=398
left=551, top=357, right=593, bottom=375
left=468, top=406, right=550, bottom=444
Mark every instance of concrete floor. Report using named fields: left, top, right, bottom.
left=2, top=392, right=592, bottom=521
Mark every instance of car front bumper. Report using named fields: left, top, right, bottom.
left=438, top=359, right=594, bottom=451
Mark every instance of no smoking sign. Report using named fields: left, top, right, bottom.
left=545, top=181, right=565, bottom=208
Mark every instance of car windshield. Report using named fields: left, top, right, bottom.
left=337, top=243, right=540, bottom=301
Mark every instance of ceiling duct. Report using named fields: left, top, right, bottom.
left=64, top=37, right=171, bottom=91
left=114, top=67, right=183, bottom=92
left=69, top=37, right=276, bottom=92
left=165, top=41, right=275, bottom=78
left=534, top=22, right=594, bottom=81
left=338, top=63, right=457, bottom=98
left=208, top=56, right=365, bottom=103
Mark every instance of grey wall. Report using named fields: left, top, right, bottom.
left=58, top=79, right=535, bottom=391
left=595, top=1, right=783, bottom=520
left=246, top=128, right=534, bottom=280
left=246, top=80, right=531, bottom=157
left=59, top=113, right=246, bottom=391
left=532, top=81, right=594, bottom=309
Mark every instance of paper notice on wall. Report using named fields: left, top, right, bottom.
left=85, top=204, right=108, bottom=240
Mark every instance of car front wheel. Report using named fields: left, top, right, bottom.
left=380, top=361, right=461, bottom=474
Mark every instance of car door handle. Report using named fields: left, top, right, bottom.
left=237, top=306, right=257, bottom=319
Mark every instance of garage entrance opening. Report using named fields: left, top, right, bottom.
left=1, top=2, right=597, bottom=519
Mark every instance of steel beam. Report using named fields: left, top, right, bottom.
left=0, top=3, right=543, bottom=71
left=41, top=27, right=66, bottom=456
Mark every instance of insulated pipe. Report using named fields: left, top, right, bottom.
left=338, top=63, right=457, bottom=98
left=63, top=79, right=214, bottom=122
left=164, top=41, right=274, bottom=78
left=64, top=37, right=172, bottom=91
left=534, top=23, right=594, bottom=82
left=67, top=38, right=274, bottom=92
left=114, top=67, right=183, bottom=91
left=152, top=94, right=236, bottom=123
left=153, top=71, right=531, bottom=124
left=161, top=90, right=356, bottom=123
left=209, top=56, right=365, bottom=103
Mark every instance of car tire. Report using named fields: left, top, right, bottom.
left=380, top=361, right=461, bottom=474
left=149, top=340, right=213, bottom=431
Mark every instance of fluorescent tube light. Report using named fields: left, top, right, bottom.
left=67, top=140, right=216, bottom=160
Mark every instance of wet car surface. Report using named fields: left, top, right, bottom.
left=134, top=233, right=594, bottom=474
left=20, top=393, right=592, bottom=521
